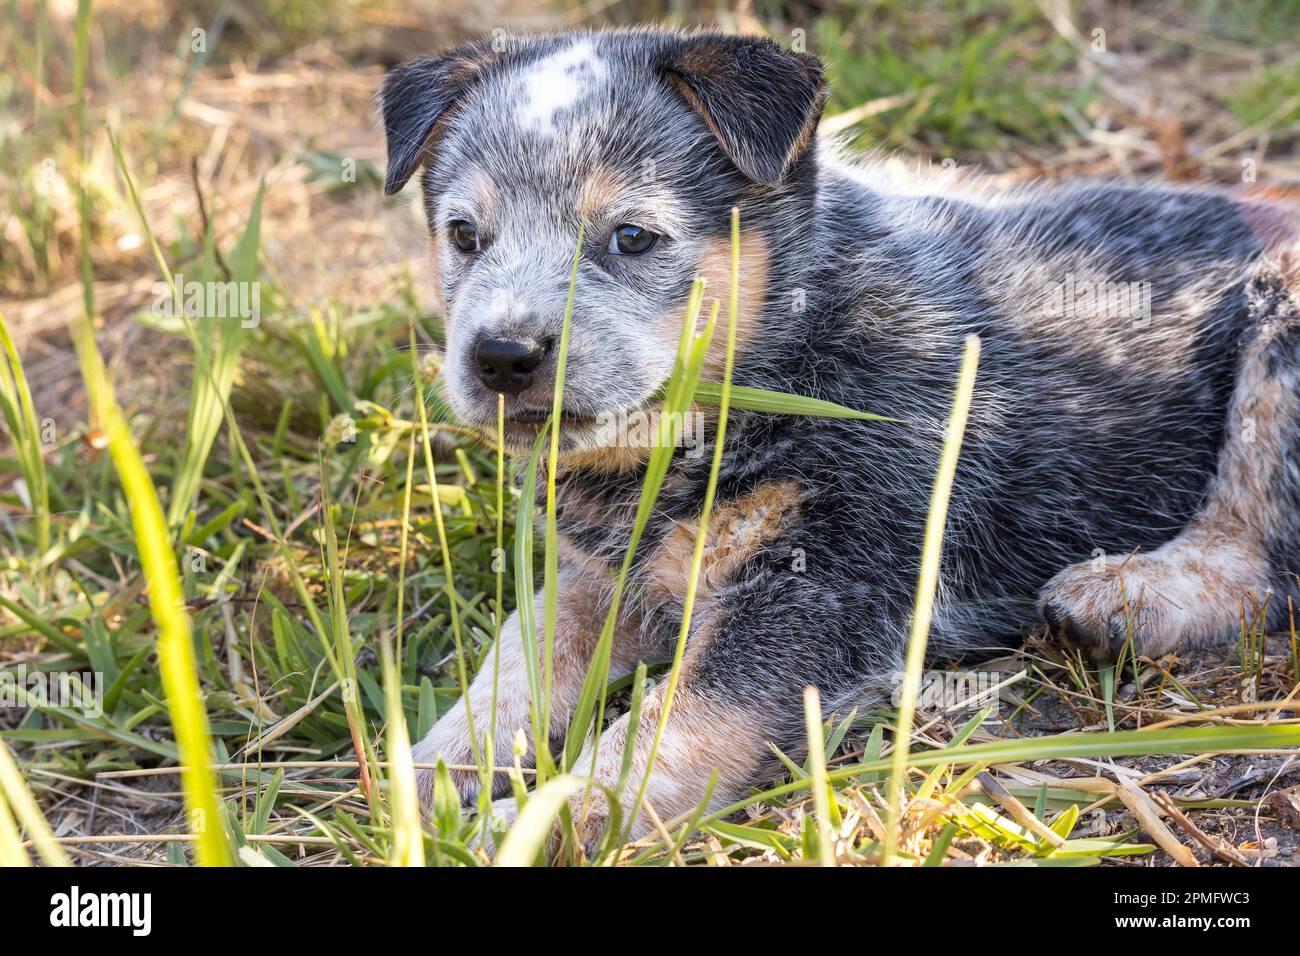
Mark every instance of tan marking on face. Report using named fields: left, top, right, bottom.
left=669, top=231, right=770, bottom=377
left=560, top=441, right=651, bottom=474
left=578, top=164, right=627, bottom=223
left=645, top=479, right=801, bottom=607
left=557, top=405, right=718, bottom=474
left=466, top=166, right=500, bottom=222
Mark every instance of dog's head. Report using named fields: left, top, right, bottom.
left=381, top=30, right=826, bottom=454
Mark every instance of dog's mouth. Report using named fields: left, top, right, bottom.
left=488, top=397, right=669, bottom=458
left=502, top=406, right=604, bottom=430
left=507, top=407, right=593, bottom=425
left=462, top=382, right=673, bottom=456
left=486, top=405, right=613, bottom=454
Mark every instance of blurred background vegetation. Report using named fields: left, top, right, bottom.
left=4, top=1, right=1298, bottom=303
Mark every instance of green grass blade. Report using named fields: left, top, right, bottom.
left=485, top=393, right=506, bottom=813
left=626, top=208, right=743, bottom=836
left=924, top=821, right=959, bottom=866
left=0, top=791, right=29, bottom=867
left=612, top=661, right=649, bottom=806
left=411, top=333, right=483, bottom=786
left=696, top=722, right=1300, bottom=832
left=804, top=686, right=835, bottom=865
left=514, top=425, right=551, bottom=780
left=171, top=184, right=265, bottom=527
left=318, top=471, right=380, bottom=815
left=381, top=636, right=425, bottom=866
left=495, top=774, right=584, bottom=867
left=0, top=310, right=51, bottom=562
left=883, top=334, right=981, bottom=865
left=68, top=0, right=229, bottom=866
left=394, top=427, right=418, bottom=669
left=106, top=127, right=265, bottom=530
left=691, top=381, right=901, bottom=422
left=0, top=739, right=68, bottom=866
left=542, top=221, right=586, bottom=748
left=79, top=376, right=232, bottom=866
left=563, top=280, right=713, bottom=773
left=1100, top=664, right=1116, bottom=733
left=0, top=595, right=78, bottom=652
left=89, top=167, right=341, bottom=691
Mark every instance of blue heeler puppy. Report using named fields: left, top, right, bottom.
left=379, top=28, right=1300, bottom=845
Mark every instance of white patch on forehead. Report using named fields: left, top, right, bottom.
left=514, top=40, right=607, bottom=136
left=487, top=286, right=512, bottom=318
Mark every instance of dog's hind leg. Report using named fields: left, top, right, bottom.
left=1040, top=248, right=1300, bottom=660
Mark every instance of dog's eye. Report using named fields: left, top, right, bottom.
left=449, top=220, right=480, bottom=253
left=608, top=224, right=657, bottom=256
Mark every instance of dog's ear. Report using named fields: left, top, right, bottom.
left=380, top=42, right=499, bottom=195
left=661, top=34, right=827, bottom=185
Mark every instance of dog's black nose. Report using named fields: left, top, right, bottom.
left=473, top=336, right=546, bottom=394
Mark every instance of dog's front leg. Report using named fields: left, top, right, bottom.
left=412, top=568, right=658, bottom=808
left=563, top=576, right=903, bottom=854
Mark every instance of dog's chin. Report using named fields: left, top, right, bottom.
left=458, top=397, right=659, bottom=459
left=495, top=412, right=609, bottom=456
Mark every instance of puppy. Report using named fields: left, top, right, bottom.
left=380, top=28, right=1300, bottom=843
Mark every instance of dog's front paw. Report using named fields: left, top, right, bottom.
left=411, top=711, right=491, bottom=809
left=470, top=792, right=604, bottom=863
left=486, top=785, right=616, bottom=863
left=563, top=787, right=614, bottom=861
left=467, top=796, right=519, bottom=854
left=1038, top=557, right=1186, bottom=661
